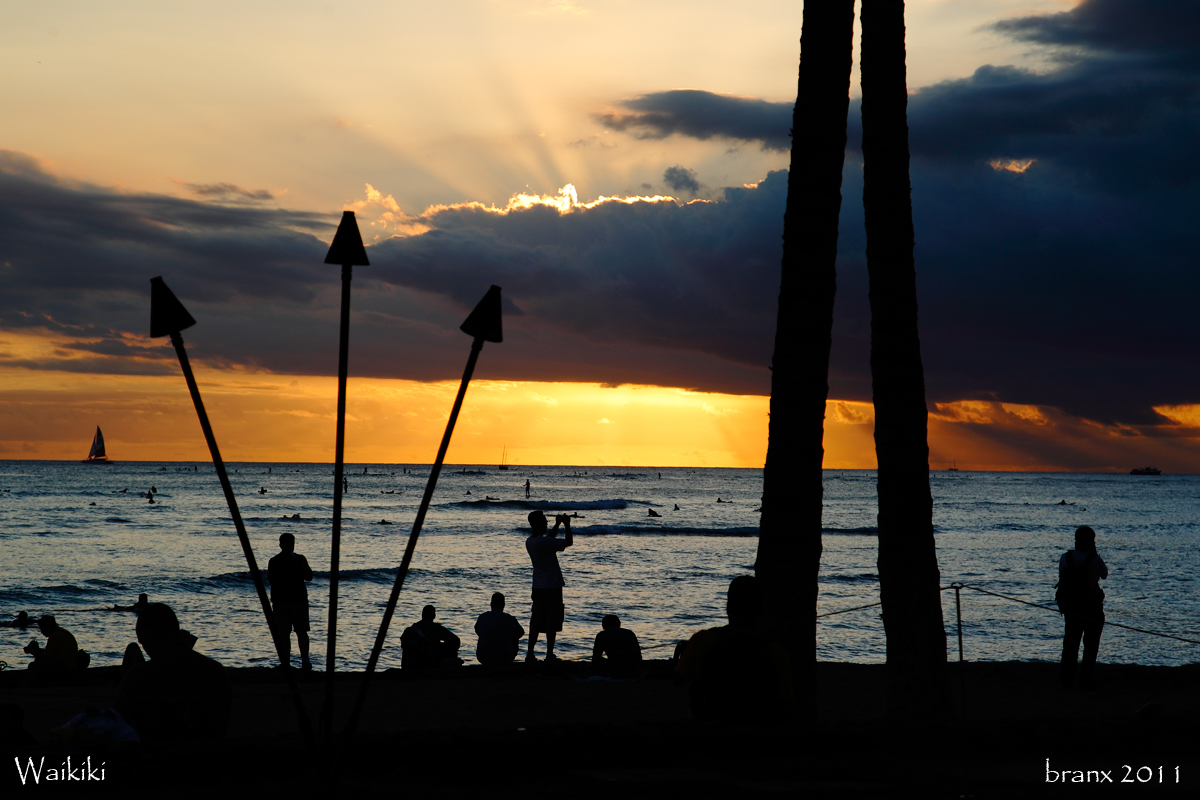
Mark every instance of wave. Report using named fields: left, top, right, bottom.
left=104, top=517, right=132, bottom=524
left=449, top=499, right=632, bottom=511
left=822, top=527, right=878, bottom=536
left=823, top=572, right=879, bottom=583
left=575, top=524, right=758, bottom=537
left=21, top=579, right=129, bottom=598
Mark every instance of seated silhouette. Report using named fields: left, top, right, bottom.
left=401, top=605, right=462, bottom=669
left=674, top=576, right=793, bottom=721
left=116, top=603, right=231, bottom=742
left=24, top=615, right=85, bottom=681
left=474, top=592, right=525, bottom=667
left=592, top=615, right=642, bottom=678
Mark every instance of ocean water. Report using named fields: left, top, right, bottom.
left=1, top=462, right=1197, bottom=670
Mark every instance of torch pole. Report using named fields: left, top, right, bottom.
left=343, top=336, right=485, bottom=738
left=169, top=332, right=315, bottom=746
left=322, top=263, right=353, bottom=741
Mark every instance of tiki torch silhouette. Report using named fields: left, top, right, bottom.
left=344, top=285, right=503, bottom=738
left=321, top=211, right=369, bottom=740
left=150, top=276, right=314, bottom=745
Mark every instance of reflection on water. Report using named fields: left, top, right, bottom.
left=1, top=462, right=1197, bottom=668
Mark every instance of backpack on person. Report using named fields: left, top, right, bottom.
left=1055, top=551, right=1096, bottom=616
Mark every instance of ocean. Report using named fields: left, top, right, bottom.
left=1, top=462, right=1197, bottom=670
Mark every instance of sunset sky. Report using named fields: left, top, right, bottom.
left=2, top=0, right=1198, bottom=470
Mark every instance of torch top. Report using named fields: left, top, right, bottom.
left=150, top=276, right=198, bottom=337
left=324, top=210, right=370, bottom=266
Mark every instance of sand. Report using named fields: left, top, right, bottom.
left=3, top=659, right=1198, bottom=797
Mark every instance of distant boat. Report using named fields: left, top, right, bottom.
left=82, top=426, right=114, bottom=465
left=1130, top=466, right=1162, bottom=475
left=498, top=445, right=509, bottom=471
left=947, top=460, right=960, bottom=472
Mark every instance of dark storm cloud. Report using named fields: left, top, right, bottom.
left=595, top=90, right=791, bottom=151
left=365, top=174, right=788, bottom=384
left=0, top=149, right=784, bottom=394
left=990, top=0, right=1200, bottom=61
left=861, top=0, right=1200, bottom=194
left=576, top=1, right=1200, bottom=427
left=662, top=166, right=703, bottom=195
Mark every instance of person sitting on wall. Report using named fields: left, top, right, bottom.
left=24, top=615, right=82, bottom=680
left=591, top=614, right=642, bottom=679
left=673, top=576, right=793, bottom=721
left=400, top=605, right=462, bottom=669
left=116, top=603, right=231, bottom=742
left=474, top=592, right=525, bottom=668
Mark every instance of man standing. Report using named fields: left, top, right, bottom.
left=1058, top=525, right=1108, bottom=689
left=474, top=592, right=525, bottom=667
left=524, top=510, right=572, bottom=662
left=267, top=532, right=314, bottom=671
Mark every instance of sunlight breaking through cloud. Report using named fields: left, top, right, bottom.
left=989, top=158, right=1037, bottom=173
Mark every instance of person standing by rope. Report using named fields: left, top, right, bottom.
left=1057, top=525, right=1108, bottom=689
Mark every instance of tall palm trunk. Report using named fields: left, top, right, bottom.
left=859, top=0, right=947, bottom=716
left=757, top=0, right=856, bottom=702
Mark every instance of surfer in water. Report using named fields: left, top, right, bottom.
left=648, top=508, right=661, bottom=517
left=0, top=611, right=34, bottom=628
left=525, top=479, right=531, bottom=499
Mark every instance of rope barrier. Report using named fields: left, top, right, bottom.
left=812, top=581, right=1200, bottom=647
left=815, top=584, right=955, bottom=618
left=958, top=584, right=1200, bottom=646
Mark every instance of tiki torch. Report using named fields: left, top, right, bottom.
left=150, top=276, right=314, bottom=745
left=320, top=211, right=369, bottom=740
left=343, top=285, right=503, bottom=738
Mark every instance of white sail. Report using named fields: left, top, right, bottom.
left=84, top=426, right=111, bottom=463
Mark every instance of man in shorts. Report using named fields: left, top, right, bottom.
left=525, top=510, right=572, bottom=662
left=267, top=532, right=313, bottom=671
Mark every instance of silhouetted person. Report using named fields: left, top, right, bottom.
left=525, top=510, right=572, bottom=661
left=674, top=576, right=793, bottom=721
left=343, top=477, right=349, bottom=493
left=116, top=603, right=231, bottom=742
left=267, top=532, right=313, bottom=670
left=648, top=508, right=661, bottom=517
left=0, top=610, right=33, bottom=628
left=24, top=615, right=79, bottom=679
left=592, top=614, right=642, bottom=678
left=525, top=479, right=531, bottom=499
left=474, top=592, right=525, bottom=667
left=1058, top=525, right=1108, bottom=689
left=114, top=593, right=150, bottom=613
left=401, top=605, right=462, bottom=669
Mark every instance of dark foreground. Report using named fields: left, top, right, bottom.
left=3, top=659, right=1198, bottom=797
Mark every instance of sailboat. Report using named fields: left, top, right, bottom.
left=498, top=445, right=509, bottom=471
left=82, top=426, right=114, bottom=465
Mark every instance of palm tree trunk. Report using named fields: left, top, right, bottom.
left=757, top=0, right=856, bottom=705
left=859, top=0, right=947, bottom=717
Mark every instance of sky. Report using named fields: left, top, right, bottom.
left=2, top=0, right=1198, bottom=470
